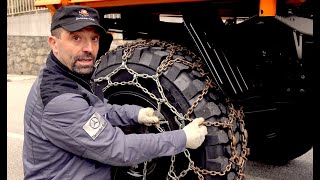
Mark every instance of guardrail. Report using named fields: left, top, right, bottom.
left=7, top=0, right=48, bottom=16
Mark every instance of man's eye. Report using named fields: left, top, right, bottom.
left=72, top=36, right=80, bottom=41
left=92, top=36, right=99, bottom=41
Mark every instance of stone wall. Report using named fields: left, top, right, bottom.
left=7, top=35, right=129, bottom=75
left=7, top=36, right=50, bottom=75
left=6, top=12, right=175, bottom=75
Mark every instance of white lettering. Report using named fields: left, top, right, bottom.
left=76, top=17, right=95, bottom=21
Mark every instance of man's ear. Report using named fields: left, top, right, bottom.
left=48, top=35, right=58, bottom=54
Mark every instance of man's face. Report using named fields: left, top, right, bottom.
left=49, top=26, right=100, bottom=75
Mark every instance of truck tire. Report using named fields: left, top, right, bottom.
left=93, top=40, right=249, bottom=180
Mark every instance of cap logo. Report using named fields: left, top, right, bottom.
left=75, top=9, right=95, bottom=22
left=79, top=9, right=89, bottom=16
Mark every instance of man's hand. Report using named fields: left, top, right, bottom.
left=183, top=117, right=208, bottom=149
left=138, top=107, right=159, bottom=126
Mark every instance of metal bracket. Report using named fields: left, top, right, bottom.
left=181, top=6, right=249, bottom=97
left=293, top=30, right=303, bottom=59
left=274, top=15, right=313, bottom=36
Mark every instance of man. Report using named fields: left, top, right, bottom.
left=23, top=5, right=207, bottom=179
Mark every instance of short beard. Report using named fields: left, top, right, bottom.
left=73, top=65, right=94, bottom=75
left=72, top=53, right=96, bottom=75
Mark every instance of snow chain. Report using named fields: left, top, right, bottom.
left=94, top=40, right=249, bottom=180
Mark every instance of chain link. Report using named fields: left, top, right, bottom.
left=142, top=161, right=148, bottom=180
left=94, top=40, right=249, bottom=180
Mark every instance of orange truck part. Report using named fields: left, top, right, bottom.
left=34, top=0, right=208, bottom=9
left=259, top=0, right=276, bottom=16
left=34, top=0, right=273, bottom=14
left=35, top=0, right=298, bottom=18
left=35, top=0, right=210, bottom=16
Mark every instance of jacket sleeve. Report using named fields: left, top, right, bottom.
left=41, top=93, right=186, bottom=166
left=103, top=98, right=142, bottom=126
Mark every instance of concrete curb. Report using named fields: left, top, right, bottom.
left=7, top=74, right=37, bottom=82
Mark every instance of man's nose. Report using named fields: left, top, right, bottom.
left=82, top=41, right=94, bottom=52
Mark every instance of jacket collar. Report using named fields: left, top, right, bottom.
left=47, top=51, right=93, bottom=91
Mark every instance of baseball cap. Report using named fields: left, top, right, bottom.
left=50, top=5, right=107, bottom=35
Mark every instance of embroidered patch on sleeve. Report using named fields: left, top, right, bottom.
left=83, top=112, right=107, bottom=140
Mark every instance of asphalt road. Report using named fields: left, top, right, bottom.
left=7, top=74, right=313, bottom=180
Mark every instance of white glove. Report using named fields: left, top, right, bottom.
left=183, top=117, right=208, bottom=149
left=138, top=107, right=159, bottom=126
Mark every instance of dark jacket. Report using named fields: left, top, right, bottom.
left=23, top=51, right=186, bottom=180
